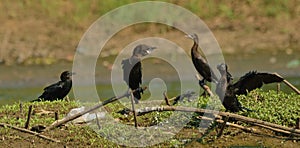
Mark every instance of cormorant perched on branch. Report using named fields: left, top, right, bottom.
left=33, top=71, right=74, bottom=102
left=216, top=63, right=284, bottom=112
left=122, top=44, right=156, bottom=104
left=186, top=33, right=218, bottom=85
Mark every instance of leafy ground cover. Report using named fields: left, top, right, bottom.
left=0, top=89, right=299, bottom=147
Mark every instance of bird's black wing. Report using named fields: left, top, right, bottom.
left=233, top=71, right=283, bottom=95
left=39, top=81, right=64, bottom=99
left=226, top=71, right=234, bottom=84
left=193, top=56, right=218, bottom=83
left=122, top=59, right=131, bottom=86
left=129, top=57, right=142, bottom=89
left=43, top=81, right=63, bottom=91
left=122, top=57, right=142, bottom=87
left=122, top=57, right=142, bottom=101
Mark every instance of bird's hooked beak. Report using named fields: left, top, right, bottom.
left=185, top=34, right=193, bottom=39
left=146, top=46, right=156, bottom=54
left=69, top=72, right=76, bottom=76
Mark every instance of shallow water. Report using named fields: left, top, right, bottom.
left=0, top=50, right=299, bottom=106
left=0, top=78, right=299, bottom=106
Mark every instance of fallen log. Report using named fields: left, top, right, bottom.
left=135, top=106, right=300, bottom=136
left=42, top=87, right=147, bottom=132
left=0, top=123, right=60, bottom=143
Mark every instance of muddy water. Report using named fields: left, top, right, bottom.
left=0, top=50, right=299, bottom=105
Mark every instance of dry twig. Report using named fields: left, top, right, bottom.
left=0, top=123, right=60, bottom=143
left=163, top=91, right=171, bottom=106
left=274, top=73, right=300, bottom=94
left=24, top=105, right=33, bottom=129
left=135, top=106, right=300, bottom=136
left=42, top=87, right=147, bottom=132
left=130, top=90, right=138, bottom=128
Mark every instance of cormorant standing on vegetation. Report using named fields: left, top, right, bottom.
left=32, top=71, right=74, bottom=102
left=122, top=44, right=156, bottom=103
left=186, top=33, right=218, bottom=85
left=216, top=63, right=283, bottom=112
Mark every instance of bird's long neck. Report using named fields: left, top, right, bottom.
left=216, top=69, right=228, bottom=102
left=221, top=71, right=227, bottom=82
left=62, top=78, right=72, bottom=82
left=218, top=69, right=228, bottom=88
left=129, top=55, right=141, bottom=65
left=191, top=38, right=200, bottom=58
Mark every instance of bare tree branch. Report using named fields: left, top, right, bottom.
left=135, top=106, right=300, bottom=136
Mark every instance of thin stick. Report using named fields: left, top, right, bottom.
left=130, top=90, right=138, bottom=128
left=54, top=111, right=59, bottom=121
left=65, top=95, right=70, bottom=102
left=0, top=123, right=60, bottom=143
left=24, top=105, right=33, bottom=129
left=17, top=102, right=23, bottom=120
left=95, top=113, right=101, bottom=130
left=274, top=73, right=300, bottom=95
left=198, top=116, right=257, bottom=133
left=42, top=87, right=147, bottom=132
left=195, top=74, right=214, bottom=96
left=19, top=103, right=23, bottom=115
left=163, top=91, right=171, bottom=106
left=296, top=118, right=300, bottom=129
left=217, top=116, right=229, bottom=137
left=277, top=83, right=281, bottom=94
left=253, top=122, right=300, bottom=136
left=283, top=79, right=300, bottom=94
left=135, top=106, right=300, bottom=135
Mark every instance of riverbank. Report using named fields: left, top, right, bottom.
left=0, top=1, right=299, bottom=65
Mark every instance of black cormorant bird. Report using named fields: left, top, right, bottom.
left=216, top=63, right=284, bottom=112
left=122, top=44, right=156, bottom=103
left=33, top=71, right=74, bottom=102
left=186, top=33, right=218, bottom=85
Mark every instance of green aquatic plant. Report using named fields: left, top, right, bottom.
left=238, top=89, right=300, bottom=126
left=0, top=90, right=299, bottom=147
